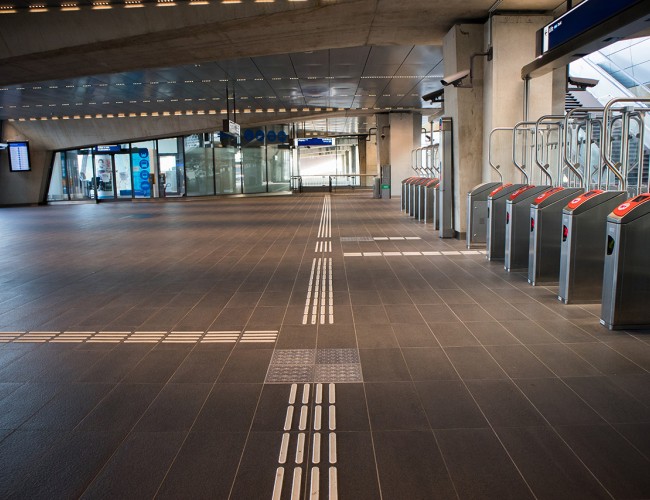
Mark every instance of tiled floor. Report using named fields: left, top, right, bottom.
left=0, top=192, right=649, bottom=499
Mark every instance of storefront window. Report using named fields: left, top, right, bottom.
left=158, top=137, right=185, bottom=197
left=184, top=134, right=215, bottom=196
left=47, top=152, right=67, bottom=201
left=266, top=126, right=291, bottom=192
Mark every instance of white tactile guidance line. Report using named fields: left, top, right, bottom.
left=0, top=330, right=278, bottom=344
left=272, top=383, right=339, bottom=500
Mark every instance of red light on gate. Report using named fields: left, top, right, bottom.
left=506, top=212, right=510, bottom=224
left=530, top=217, right=535, bottom=232
left=562, top=225, right=568, bottom=242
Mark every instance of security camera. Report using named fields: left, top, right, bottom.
left=441, top=69, right=471, bottom=88
left=568, top=76, right=599, bottom=89
left=380, top=134, right=386, bottom=139
left=0, top=143, right=7, bottom=150
left=422, top=88, right=444, bottom=103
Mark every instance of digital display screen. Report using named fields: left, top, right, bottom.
left=8, top=141, right=31, bottom=172
left=540, top=0, right=641, bottom=55
left=297, top=138, right=334, bottom=147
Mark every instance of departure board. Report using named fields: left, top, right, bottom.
left=8, top=142, right=31, bottom=172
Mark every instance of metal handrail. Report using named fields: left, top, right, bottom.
left=534, top=115, right=564, bottom=186
left=512, top=121, right=539, bottom=184
left=488, top=127, right=511, bottom=183
left=601, top=97, right=650, bottom=190
left=562, top=108, right=603, bottom=189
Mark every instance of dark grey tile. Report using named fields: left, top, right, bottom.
left=401, top=347, right=459, bottom=381
left=157, top=431, right=248, bottom=500
left=355, top=324, right=399, bottom=349
left=501, top=320, right=559, bottom=345
left=77, top=383, right=163, bottom=433
left=556, top=424, right=650, bottom=499
left=415, top=380, right=487, bottom=429
left=359, top=348, right=410, bottom=382
left=0, top=383, right=60, bottom=429
left=218, top=349, right=272, bottom=383
left=336, top=431, right=381, bottom=500
left=335, top=383, right=370, bottom=431
left=193, top=383, right=262, bottom=433
left=515, top=378, right=605, bottom=426
left=613, top=423, right=650, bottom=458
left=228, top=432, right=283, bottom=500
left=384, top=304, right=425, bottom=324
left=122, top=349, right=189, bottom=383
left=81, top=431, right=186, bottom=499
left=170, top=349, right=229, bottom=383
left=352, top=305, right=390, bottom=324
left=465, top=321, right=520, bottom=346
left=373, top=430, right=456, bottom=500
left=135, top=383, right=211, bottom=432
left=417, top=304, right=458, bottom=323
left=393, top=323, right=439, bottom=348
left=448, top=303, right=493, bottom=322
left=444, top=346, right=507, bottom=380
left=527, top=344, right=601, bottom=377
left=365, top=382, right=429, bottom=431
left=568, top=343, right=645, bottom=375
left=435, top=428, right=534, bottom=499
left=429, top=322, right=480, bottom=347
left=466, top=379, right=546, bottom=427
left=563, top=376, right=650, bottom=424
left=486, top=345, right=555, bottom=379
left=276, top=325, right=317, bottom=349
left=20, top=383, right=112, bottom=430
left=496, top=426, right=611, bottom=500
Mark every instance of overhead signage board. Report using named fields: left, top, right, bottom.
left=94, top=145, right=121, bottom=153
left=8, top=141, right=31, bottom=172
left=540, top=0, right=641, bottom=55
left=223, top=119, right=241, bottom=137
left=297, top=138, right=334, bottom=147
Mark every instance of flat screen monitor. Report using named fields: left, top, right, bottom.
left=8, top=141, right=31, bottom=172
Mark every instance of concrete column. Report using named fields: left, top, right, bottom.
left=482, top=15, right=556, bottom=185
left=365, top=134, right=378, bottom=179
left=443, top=24, right=484, bottom=236
left=375, top=113, right=390, bottom=173
left=387, top=112, right=421, bottom=197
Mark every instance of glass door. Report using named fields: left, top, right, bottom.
left=114, top=153, right=132, bottom=198
left=94, top=154, right=115, bottom=200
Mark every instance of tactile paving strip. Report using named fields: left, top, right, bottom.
left=265, top=348, right=363, bottom=383
left=316, top=348, right=360, bottom=364
left=340, top=236, right=373, bottom=241
left=314, top=364, right=363, bottom=383
left=271, top=349, right=316, bottom=365
left=266, top=365, right=315, bottom=383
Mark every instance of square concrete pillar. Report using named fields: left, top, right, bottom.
left=482, top=15, right=557, bottom=186
left=443, top=24, right=484, bottom=236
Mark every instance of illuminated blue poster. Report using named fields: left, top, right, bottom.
left=131, top=148, right=150, bottom=197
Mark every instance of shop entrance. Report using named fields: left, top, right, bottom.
left=93, top=149, right=132, bottom=200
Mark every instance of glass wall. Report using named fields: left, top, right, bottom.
left=214, top=133, right=240, bottom=194
left=48, top=126, right=292, bottom=202
left=158, top=137, right=185, bottom=197
left=185, top=134, right=215, bottom=196
left=241, top=129, right=267, bottom=194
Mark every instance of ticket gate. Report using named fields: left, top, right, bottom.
left=600, top=193, right=650, bottom=330
left=486, top=183, right=524, bottom=260
left=528, top=187, right=584, bottom=285
left=419, top=178, right=439, bottom=222
left=424, top=179, right=440, bottom=226
left=410, top=178, right=428, bottom=217
left=504, top=185, right=550, bottom=272
left=401, top=177, right=417, bottom=212
left=409, top=178, right=427, bottom=217
left=558, top=190, right=627, bottom=304
left=467, top=182, right=502, bottom=248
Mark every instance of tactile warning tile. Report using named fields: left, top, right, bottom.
left=340, top=236, right=373, bottom=241
left=316, top=348, right=360, bottom=365
left=271, top=349, right=316, bottom=365
left=265, top=365, right=314, bottom=383
left=314, top=364, right=363, bottom=383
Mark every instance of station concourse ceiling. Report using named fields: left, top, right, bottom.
left=0, top=0, right=564, bottom=136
